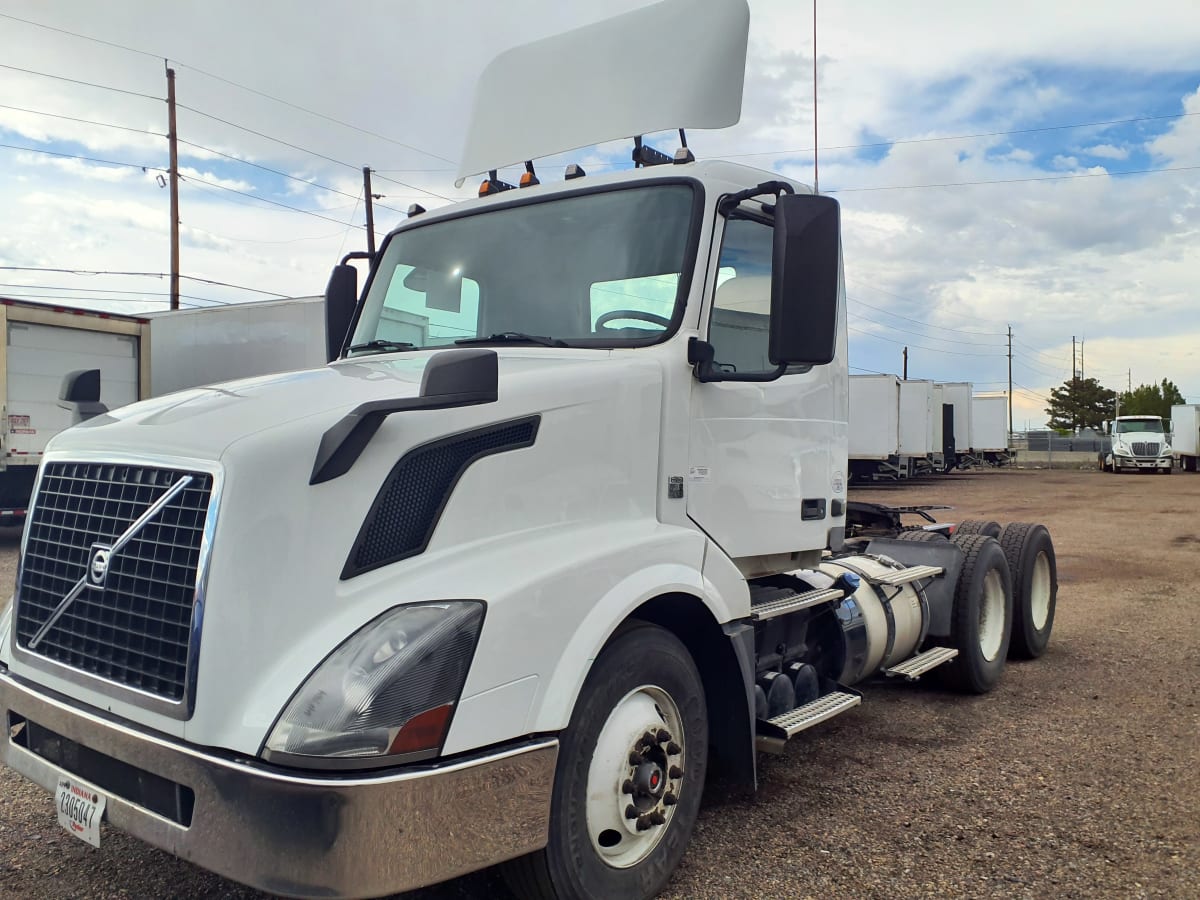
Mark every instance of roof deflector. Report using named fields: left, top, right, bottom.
left=455, top=0, right=749, bottom=187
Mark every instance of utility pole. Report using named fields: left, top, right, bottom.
left=362, top=167, right=377, bottom=256
left=902, top=346, right=907, bottom=379
left=1080, top=338, right=1084, bottom=380
left=1007, top=325, right=1013, bottom=436
left=1128, top=369, right=1132, bottom=393
left=1071, top=335, right=1076, bottom=381
left=166, top=64, right=180, bottom=311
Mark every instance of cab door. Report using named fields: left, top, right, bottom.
left=686, top=210, right=846, bottom=562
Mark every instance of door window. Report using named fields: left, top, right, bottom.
left=708, top=216, right=774, bottom=375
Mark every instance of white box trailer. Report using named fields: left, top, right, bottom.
left=898, top=379, right=935, bottom=458
left=970, top=395, right=1012, bottom=465
left=0, top=296, right=325, bottom=519
left=937, top=381, right=973, bottom=464
left=850, top=374, right=903, bottom=480
left=1170, top=404, right=1200, bottom=471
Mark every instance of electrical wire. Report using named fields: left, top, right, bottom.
left=847, top=308, right=1002, bottom=346
left=848, top=294, right=1006, bottom=336
left=829, top=163, right=1200, bottom=194
left=0, top=11, right=456, bottom=167
left=0, top=103, right=165, bottom=138
left=0, top=266, right=288, bottom=298
left=0, top=142, right=165, bottom=172
left=0, top=290, right=224, bottom=308
left=0, top=62, right=160, bottom=101
left=180, top=173, right=365, bottom=229
left=848, top=325, right=1007, bottom=357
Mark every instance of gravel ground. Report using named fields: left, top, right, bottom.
left=1, top=468, right=1197, bottom=899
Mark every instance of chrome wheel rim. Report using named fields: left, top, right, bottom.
left=1030, top=550, right=1052, bottom=630
left=585, top=685, right=685, bottom=869
left=979, top=568, right=1006, bottom=661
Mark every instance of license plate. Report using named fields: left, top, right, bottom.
left=55, top=776, right=106, bottom=848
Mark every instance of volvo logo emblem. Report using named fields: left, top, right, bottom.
left=88, top=547, right=111, bottom=586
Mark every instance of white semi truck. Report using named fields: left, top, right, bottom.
left=1170, top=404, right=1199, bottom=471
left=0, top=296, right=326, bottom=522
left=0, top=3, right=1058, bottom=898
left=1100, top=414, right=1173, bottom=474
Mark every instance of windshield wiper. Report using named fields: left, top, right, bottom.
left=346, top=339, right=416, bottom=355
left=455, top=332, right=567, bottom=348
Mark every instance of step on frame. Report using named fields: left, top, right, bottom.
left=756, top=688, right=862, bottom=754
left=883, top=646, right=959, bottom=681
left=750, top=587, right=844, bottom=621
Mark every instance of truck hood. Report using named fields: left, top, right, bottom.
left=49, top=350, right=609, bottom=462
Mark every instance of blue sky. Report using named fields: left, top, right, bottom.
left=1, top=0, right=1199, bottom=425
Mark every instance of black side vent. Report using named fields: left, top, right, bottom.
left=343, top=417, right=540, bottom=578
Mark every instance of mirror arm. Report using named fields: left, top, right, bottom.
left=717, top=180, right=795, bottom=216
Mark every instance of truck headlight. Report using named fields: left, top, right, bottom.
left=264, top=601, right=484, bottom=767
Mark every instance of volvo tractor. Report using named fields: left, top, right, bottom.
left=0, top=2, right=1059, bottom=898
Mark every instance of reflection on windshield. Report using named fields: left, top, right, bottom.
left=1114, top=419, right=1164, bottom=433
left=348, top=185, right=695, bottom=353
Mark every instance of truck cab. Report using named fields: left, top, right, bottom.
left=1103, top=415, right=1173, bottom=474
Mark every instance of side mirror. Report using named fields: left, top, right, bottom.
left=57, top=369, right=108, bottom=424
left=325, top=255, right=367, bottom=362
left=769, top=193, right=840, bottom=366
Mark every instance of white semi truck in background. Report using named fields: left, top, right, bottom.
left=0, top=297, right=326, bottom=523
left=1101, top=415, right=1173, bottom=474
left=0, top=3, right=1059, bottom=898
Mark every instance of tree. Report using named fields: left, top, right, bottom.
left=1117, top=378, right=1185, bottom=420
left=1045, top=377, right=1117, bottom=432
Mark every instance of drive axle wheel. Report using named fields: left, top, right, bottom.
left=952, top=519, right=1002, bottom=539
left=941, top=534, right=1013, bottom=693
left=503, top=623, right=707, bottom=900
left=999, top=523, right=1057, bottom=659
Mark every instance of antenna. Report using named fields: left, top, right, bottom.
left=812, top=0, right=819, bottom=193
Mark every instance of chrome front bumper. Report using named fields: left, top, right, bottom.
left=0, top=668, right=557, bottom=898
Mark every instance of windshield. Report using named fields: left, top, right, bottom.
left=1114, top=419, right=1164, bottom=434
left=349, top=184, right=696, bottom=352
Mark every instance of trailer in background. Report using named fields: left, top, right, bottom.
left=937, top=381, right=973, bottom=468
left=1170, top=404, right=1200, bottom=471
left=0, top=296, right=326, bottom=522
left=898, top=379, right=935, bottom=473
left=969, top=394, right=1013, bottom=466
left=849, top=374, right=903, bottom=481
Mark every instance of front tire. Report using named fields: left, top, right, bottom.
left=504, top=623, right=707, bottom=900
left=940, top=535, right=1013, bottom=693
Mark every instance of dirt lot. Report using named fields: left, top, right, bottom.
left=1, top=468, right=1198, bottom=899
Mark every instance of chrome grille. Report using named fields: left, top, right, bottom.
left=14, top=462, right=214, bottom=704
left=1131, top=442, right=1159, bottom=457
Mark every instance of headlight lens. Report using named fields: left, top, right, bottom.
left=264, top=601, right=484, bottom=766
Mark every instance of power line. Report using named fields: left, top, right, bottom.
left=848, top=325, right=1007, bottom=357
left=178, top=139, right=359, bottom=200
left=846, top=278, right=1012, bottom=327
left=180, top=173, right=366, bottom=229
left=0, top=62, right=161, bottom=102
left=718, top=110, right=1200, bottom=161
left=176, top=102, right=449, bottom=202
left=848, top=294, right=1006, bottom=336
left=0, top=11, right=456, bottom=167
left=183, top=224, right=348, bottom=246
left=830, top=163, right=1200, bottom=194
left=847, top=307, right=1002, bottom=345
left=0, top=290, right=224, bottom=308
left=0, top=266, right=288, bottom=298
left=0, top=103, right=164, bottom=138
left=1, top=141, right=165, bottom=172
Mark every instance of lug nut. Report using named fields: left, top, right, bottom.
left=629, top=752, right=644, bottom=766
left=669, top=765, right=684, bottom=779
left=625, top=804, right=639, bottom=820
left=622, top=779, right=635, bottom=795
left=636, top=814, right=655, bottom=831
left=650, top=811, right=667, bottom=826
left=663, top=792, right=678, bottom=806
left=656, top=729, right=671, bottom=743
left=642, top=731, right=657, bottom=745
left=667, top=741, right=682, bottom=755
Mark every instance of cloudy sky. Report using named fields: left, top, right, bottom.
left=1, top=0, right=1198, bottom=427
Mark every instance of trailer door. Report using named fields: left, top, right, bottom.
left=6, top=322, right=139, bottom=463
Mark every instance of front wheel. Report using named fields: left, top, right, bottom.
left=503, top=623, right=707, bottom=900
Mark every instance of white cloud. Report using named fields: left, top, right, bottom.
left=1084, top=143, right=1130, bottom=160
